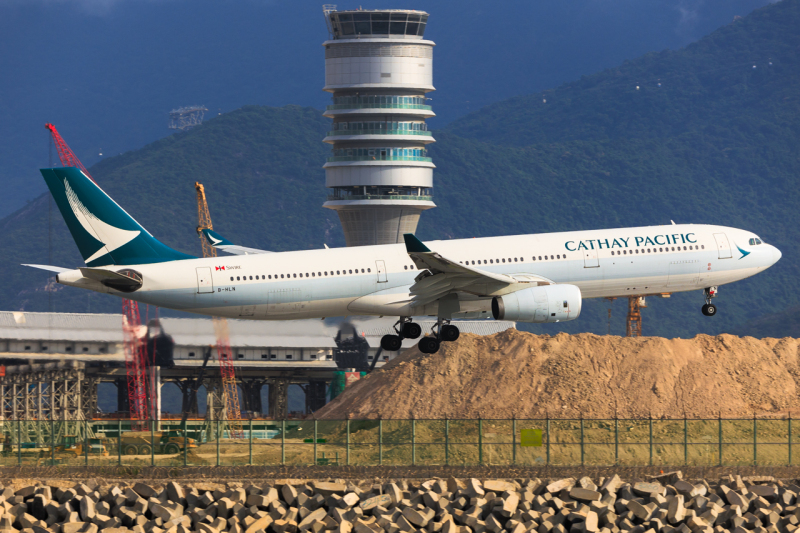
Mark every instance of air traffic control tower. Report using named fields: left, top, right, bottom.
left=322, top=7, right=436, bottom=247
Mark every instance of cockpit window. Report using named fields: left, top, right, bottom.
left=749, top=238, right=756, bottom=245
left=756, top=238, right=763, bottom=245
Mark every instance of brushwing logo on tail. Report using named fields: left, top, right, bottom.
left=64, top=179, right=140, bottom=263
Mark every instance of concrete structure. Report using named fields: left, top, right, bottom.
left=322, top=7, right=436, bottom=246
left=0, top=312, right=515, bottom=420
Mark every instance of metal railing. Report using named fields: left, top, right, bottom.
left=326, top=194, right=434, bottom=202
left=326, top=129, right=433, bottom=137
left=327, top=155, right=432, bottom=163
left=1, top=416, right=796, bottom=467
left=326, top=103, right=432, bottom=111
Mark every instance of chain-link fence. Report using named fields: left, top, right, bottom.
left=0, top=417, right=797, bottom=467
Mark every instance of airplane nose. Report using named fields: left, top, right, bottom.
left=773, top=246, right=782, bottom=264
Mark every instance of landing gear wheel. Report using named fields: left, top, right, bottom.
left=418, top=336, right=441, bottom=354
left=440, top=324, right=460, bottom=342
left=401, top=322, right=422, bottom=339
left=380, top=334, right=403, bottom=351
left=702, top=304, right=717, bottom=316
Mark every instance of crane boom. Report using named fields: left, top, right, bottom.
left=195, top=182, right=244, bottom=438
left=45, top=123, right=150, bottom=426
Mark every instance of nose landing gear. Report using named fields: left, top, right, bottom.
left=701, top=286, right=718, bottom=316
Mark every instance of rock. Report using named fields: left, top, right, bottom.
left=465, top=480, right=484, bottom=498
left=668, top=496, right=686, bottom=524
left=633, top=483, right=665, bottom=497
left=314, top=484, right=346, bottom=498
left=360, top=495, right=392, bottom=511
left=402, top=507, right=430, bottom=528
left=79, top=498, right=95, bottom=522
left=133, top=485, right=156, bottom=500
left=166, top=484, right=185, bottom=504
left=299, top=509, right=327, bottom=530
left=484, top=481, right=515, bottom=494
left=547, top=480, right=575, bottom=494
left=571, top=489, right=602, bottom=503
left=627, top=501, right=653, bottom=522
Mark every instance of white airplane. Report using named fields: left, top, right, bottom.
left=25, top=167, right=781, bottom=354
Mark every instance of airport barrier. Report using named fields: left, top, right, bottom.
left=0, top=416, right=797, bottom=467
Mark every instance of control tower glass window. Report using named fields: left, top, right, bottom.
left=329, top=12, right=427, bottom=38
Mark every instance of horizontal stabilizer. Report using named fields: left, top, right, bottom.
left=21, top=264, right=70, bottom=273
left=200, top=228, right=272, bottom=255
left=79, top=267, right=142, bottom=292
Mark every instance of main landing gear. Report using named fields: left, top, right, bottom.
left=379, top=317, right=461, bottom=355
left=380, top=317, right=422, bottom=352
left=701, top=286, right=718, bottom=316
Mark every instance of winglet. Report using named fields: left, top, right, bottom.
left=403, top=233, right=431, bottom=253
left=201, top=228, right=234, bottom=247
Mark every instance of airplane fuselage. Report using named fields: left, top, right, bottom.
left=57, top=223, right=780, bottom=321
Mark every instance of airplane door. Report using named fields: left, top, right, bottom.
left=713, top=233, right=732, bottom=259
left=196, top=267, right=214, bottom=293
left=583, top=249, right=599, bottom=268
left=376, top=260, right=388, bottom=283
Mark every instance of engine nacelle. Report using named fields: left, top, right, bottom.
left=492, top=284, right=582, bottom=323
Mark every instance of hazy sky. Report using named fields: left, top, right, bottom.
left=0, top=0, right=775, bottom=217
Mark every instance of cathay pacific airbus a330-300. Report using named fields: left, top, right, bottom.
left=25, top=168, right=781, bottom=354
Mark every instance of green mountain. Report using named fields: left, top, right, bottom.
left=4, top=0, right=799, bottom=337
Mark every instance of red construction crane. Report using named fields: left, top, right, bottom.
left=45, top=123, right=150, bottom=425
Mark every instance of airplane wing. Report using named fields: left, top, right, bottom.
left=402, top=234, right=552, bottom=308
left=200, top=228, right=272, bottom=255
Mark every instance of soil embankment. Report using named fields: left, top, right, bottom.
left=315, top=330, right=800, bottom=419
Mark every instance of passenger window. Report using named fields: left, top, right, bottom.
left=683, top=246, right=687, bottom=250
left=268, top=275, right=272, bottom=279
left=501, top=258, right=505, bottom=263
left=361, top=269, right=365, bottom=273
left=306, top=273, right=309, bottom=277
left=611, top=251, right=615, bottom=256
left=489, top=259, right=493, bottom=264
left=281, top=274, right=284, bottom=278
left=368, top=268, right=371, bottom=272
left=538, top=256, right=542, bottom=260
left=550, top=255, right=554, bottom=260
left=237, top=276, right=240, bottom=281
left=349, top=269, right=353, bottom=274
left=557, top=255, right=561, bottom=259
left=293, top=273, right=297, bottom=278
left=337, top=270, right=340, bottom=275
left=514, top=258, right=518, bottom=262
left=658, top=248, right=662, bottom=252
left=702, top=245, right=705, bottom=249
left=230, top=277, right=234, bottom=281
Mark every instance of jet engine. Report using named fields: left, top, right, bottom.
left=492, top=284, right=582, bottom=323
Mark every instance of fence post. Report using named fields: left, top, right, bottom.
left=580, top=416, right=585, bottom=467
left=151, top=418, right=155, bottom=467
left=215, top=420, right=220, bottom=467
left=378, top=418, right=383, bottom=466
left=281, top=419, right=285, bottom=465
left=85, top=419, right=89, bottom=466
left=753, top=413, right=757, bottom=466
left=50, top=418, right=55, bottom=465
left=649, top=414, right=653, bottom=467
left=789, top=413, right=793, bottom=466
left=183, top=419, right=187, bottom=467
left=683, top=415, right=688, bottom=466
left=249, top=418, right=253, bottom=465
left=445, top=418, right=450, bottom=466
left=411, top=418, right=416, bottom=466
left=17, top=419, right=21, bottom=466
left=718, top=413, right=723, bottom=467
left=614, top=415, right=619, bottom=465
left=478, top=417, right=483, bottom=466
left=313, top=418, right=318, bottom=466
left=512, top=417, right=517, bottom=466
left=546, top=415, right=550, bottom=466
left=118, top=419, right=122, bottom=466
left=346, top=418, right=350, bottom=466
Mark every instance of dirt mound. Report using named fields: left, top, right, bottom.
left=316, top=330, right=800, bottom=419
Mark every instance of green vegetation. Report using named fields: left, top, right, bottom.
left=3, top=0, right=799, bottom=337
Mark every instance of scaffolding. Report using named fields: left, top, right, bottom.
left=0, top=362, right=96, bottom=445
left=168, top=106, right=208, bottom=131
left=626, top=296, right=646, bottom=337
